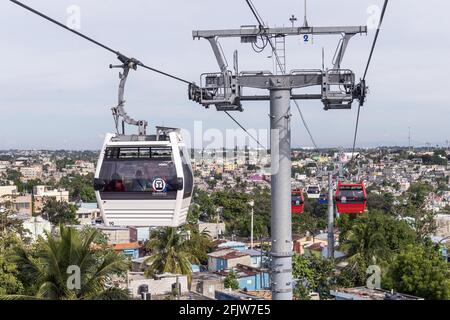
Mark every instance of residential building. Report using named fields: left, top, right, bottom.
left=125, top=272, right=188, bottom=299
left=22, top=216, right=52, bottom=241
left=20, top=165, right=42, bottom=181
left=0, top=185, right=18, bottom=198
left=14, top=194, right=32, bottom=217
left=435, top=214, right=450, bottom=238
left=76, top=202, right=100, bottom=225
left=95, top=225, right=137, bottom=245
left=113, top=242, right=141, bottom=259
left=217, top=241, right=247, bottom=251
left=330, top=287, right=424, bottom=300
left=217, top=264, right=270, bottom=291
left=215, top=289, right=266, bottom=300
left=191, top=273, right=225, bottom=299
left=207, top=249, right=251, bottom=272
left=241, top=249, right=266, bottom=268
left=33, top=185, right=69, bottom=212
left=198, top=221, right=226, bottom=239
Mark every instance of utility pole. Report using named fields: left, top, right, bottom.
left=327, top=172, right=334, bottom=259
left=249, top=200, right=255, bottom=249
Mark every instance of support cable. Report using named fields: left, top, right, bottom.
left=244, top=0, right=319, bottom=150
left=9, top=0, right=276, bottom=150
left=9, top=0, right=193, bottom=85
left=351, top=0, right=389, bottom=159
left=225, top=111, right=266, bottom=149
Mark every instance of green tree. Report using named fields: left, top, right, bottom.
left=338, top=211, right=416, bottom=286
left=0, top=196, right=31, bottom=242
left=398, top=183, right=437, bottom=241
left=144, top=228, right=199, bottom=283
left=192, top=189, right=216, bottom=222
left=293, top=212, right=319, bottom=239
left=224, top=271, right=239, bottom=290
left=0, top=232, right=24, bottom=295
left=58, top=174, right=96, bottom=202
left=185, top=227, right=213, bottom=265
left=367, top=192, right=394, bottom=214
left=79, top=225, right=109, bottom=246
left=41, top=198, right=77, bottom=225
left=383, top=244, right=450, bottom=300
left=292, top=255, right=334, bottom=300
left=5, top=169, right=22, bottom=185
left=55, top=157, right=75, bottom=171
left=7, top=226, right=130, bottom=300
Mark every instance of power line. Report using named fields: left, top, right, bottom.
left=244, top=0, right=319, bottom=150
left=351, top=0, right=389, bottom=158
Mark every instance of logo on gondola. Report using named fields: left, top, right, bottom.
left=152, top=178, right=166, bottom=192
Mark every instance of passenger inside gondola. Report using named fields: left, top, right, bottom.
left=132, top=170, right=149, bottom=191
left=338, top=188, right=365, bottom=202
left=105, top=173, right=126, bottom=192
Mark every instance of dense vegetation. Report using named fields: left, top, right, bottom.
left=291, top=182, right=450, bottom=300
left=0, top=225, right=130, bottom=300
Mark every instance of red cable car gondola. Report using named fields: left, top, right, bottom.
left=291, top=189, right=305, bottom=214
left=335, top=181, right=367, bottom=214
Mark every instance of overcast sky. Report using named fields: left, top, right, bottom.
left=1, top=0, right=449, bottom=150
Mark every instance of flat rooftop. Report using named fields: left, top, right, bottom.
left=331, top=287, right=424, bottom=300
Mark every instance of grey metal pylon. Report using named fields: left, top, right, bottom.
left=270, top=88, right=293, bottom=300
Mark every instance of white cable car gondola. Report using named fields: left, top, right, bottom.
left=94, top=128, right=193, bottom=227
left=306, top=185, right=321, bottom=199
left=93, top=56, right=194, bottom=227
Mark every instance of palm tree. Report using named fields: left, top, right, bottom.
left=185, top=227, right=212, bottom=264
left=337, top=222, right=385, bottom=286
left=5, top=225, right=130, bottom=300
left=144, top=228, right=200, bottom=283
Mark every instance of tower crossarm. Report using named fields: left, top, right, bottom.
left=193, top=25, right=367, bottom=39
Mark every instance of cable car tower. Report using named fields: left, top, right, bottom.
left=189, top=19, right=368, bottom=300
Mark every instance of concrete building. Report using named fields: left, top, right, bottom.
left=22, top=216, right=52, bottom=241
left=125, top=272, right=188, bottom=299
left=198, top=221, right=225, bottom=239
left=94, top=225, right=138, bottom=245
left=191, top=272, right=225, bottom=299
left=20, top=165, right=42, bottom=181
left=76, top=202, right=100, bottom=225
left=217, top=264, right=270, bottom=291
left=241, top=249, right=266, bottom=268
left=207, top=249, right=251, bottom=272
left=33, top=185, right=69, bottom=212
left=330, top=287, right=424, bottom=300
left=0, top=185, right=18, bottom=198
left=215, top=289, right=266, bottom=300
left=113, top=242, right=141, bottom=259
left=217, top=241, right=247, bottom=251
left=14, top=194, right=32, bottom=217
left=0, top=187, right=32, bottom=217
left=435, top=214, right=450, bottom=238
